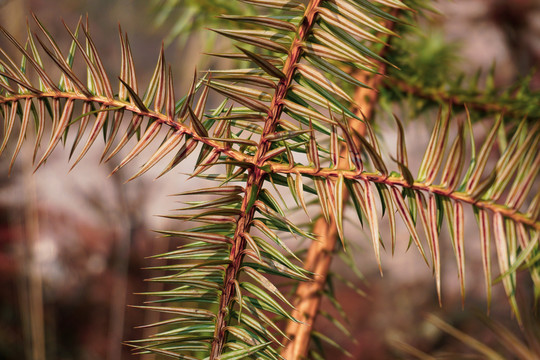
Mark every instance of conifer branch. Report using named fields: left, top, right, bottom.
left=386, top=77, right=540, bottom=119
left=281, top=12, right=399, bottom=357
left=0, top=92, right=253, bottom=164
left=267, top=165, right=540, bottom=231
left=210, top=1, right=323, bottom=357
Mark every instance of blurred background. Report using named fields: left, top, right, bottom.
left=0, top=0, right=539, bottom=359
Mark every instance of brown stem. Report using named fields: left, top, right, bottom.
left=267, top=165, right=540, bottom=231
left=280, top=75, right=377, bottom=360
left=280, top=213, right=341, bottom=359
left=209, top=1, right=323, bottom=358
left=23, top=131, right=46, bottom=360
left=0, top=92, right=253, bottom=165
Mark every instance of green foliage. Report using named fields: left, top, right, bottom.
left=384, top=24, right=540, bottom=118
left=390, top=30, right=460, bottom=88
left=150, top=0, right=256, bottom=47
left=0, top=1, right=539, bottom=359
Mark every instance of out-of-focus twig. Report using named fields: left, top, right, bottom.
left=18, top=136, right=47, bottom=360
left=5, top=1, right=47, bottom=356
left=280, top=73, right=375, bottom=360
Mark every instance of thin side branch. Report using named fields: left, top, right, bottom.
left=0, top=92, right=253, bottom=164
left=271, top=165, right=540, bottom=231
left=386, top=78, right=540, bottom=118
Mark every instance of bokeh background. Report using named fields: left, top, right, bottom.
left=0, top=0, right=539, bottom=359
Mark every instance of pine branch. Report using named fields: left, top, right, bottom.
left=266, top=109, right=539, bottom=318
left=209, top=1, right=325, bottom=357
left=385, top=72, right=540, bottom=119
left=266, top=165, right=540, bottom=231
left=280, top=11, right=398, bottom=356
left=0, top=19, right=255, bottom=178
left=1, top=1, right=538, bottom=358
left=0, top=91, right=252, bottom=164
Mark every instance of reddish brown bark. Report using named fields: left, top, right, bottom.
left=280, top=74, right=376, bottom=360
